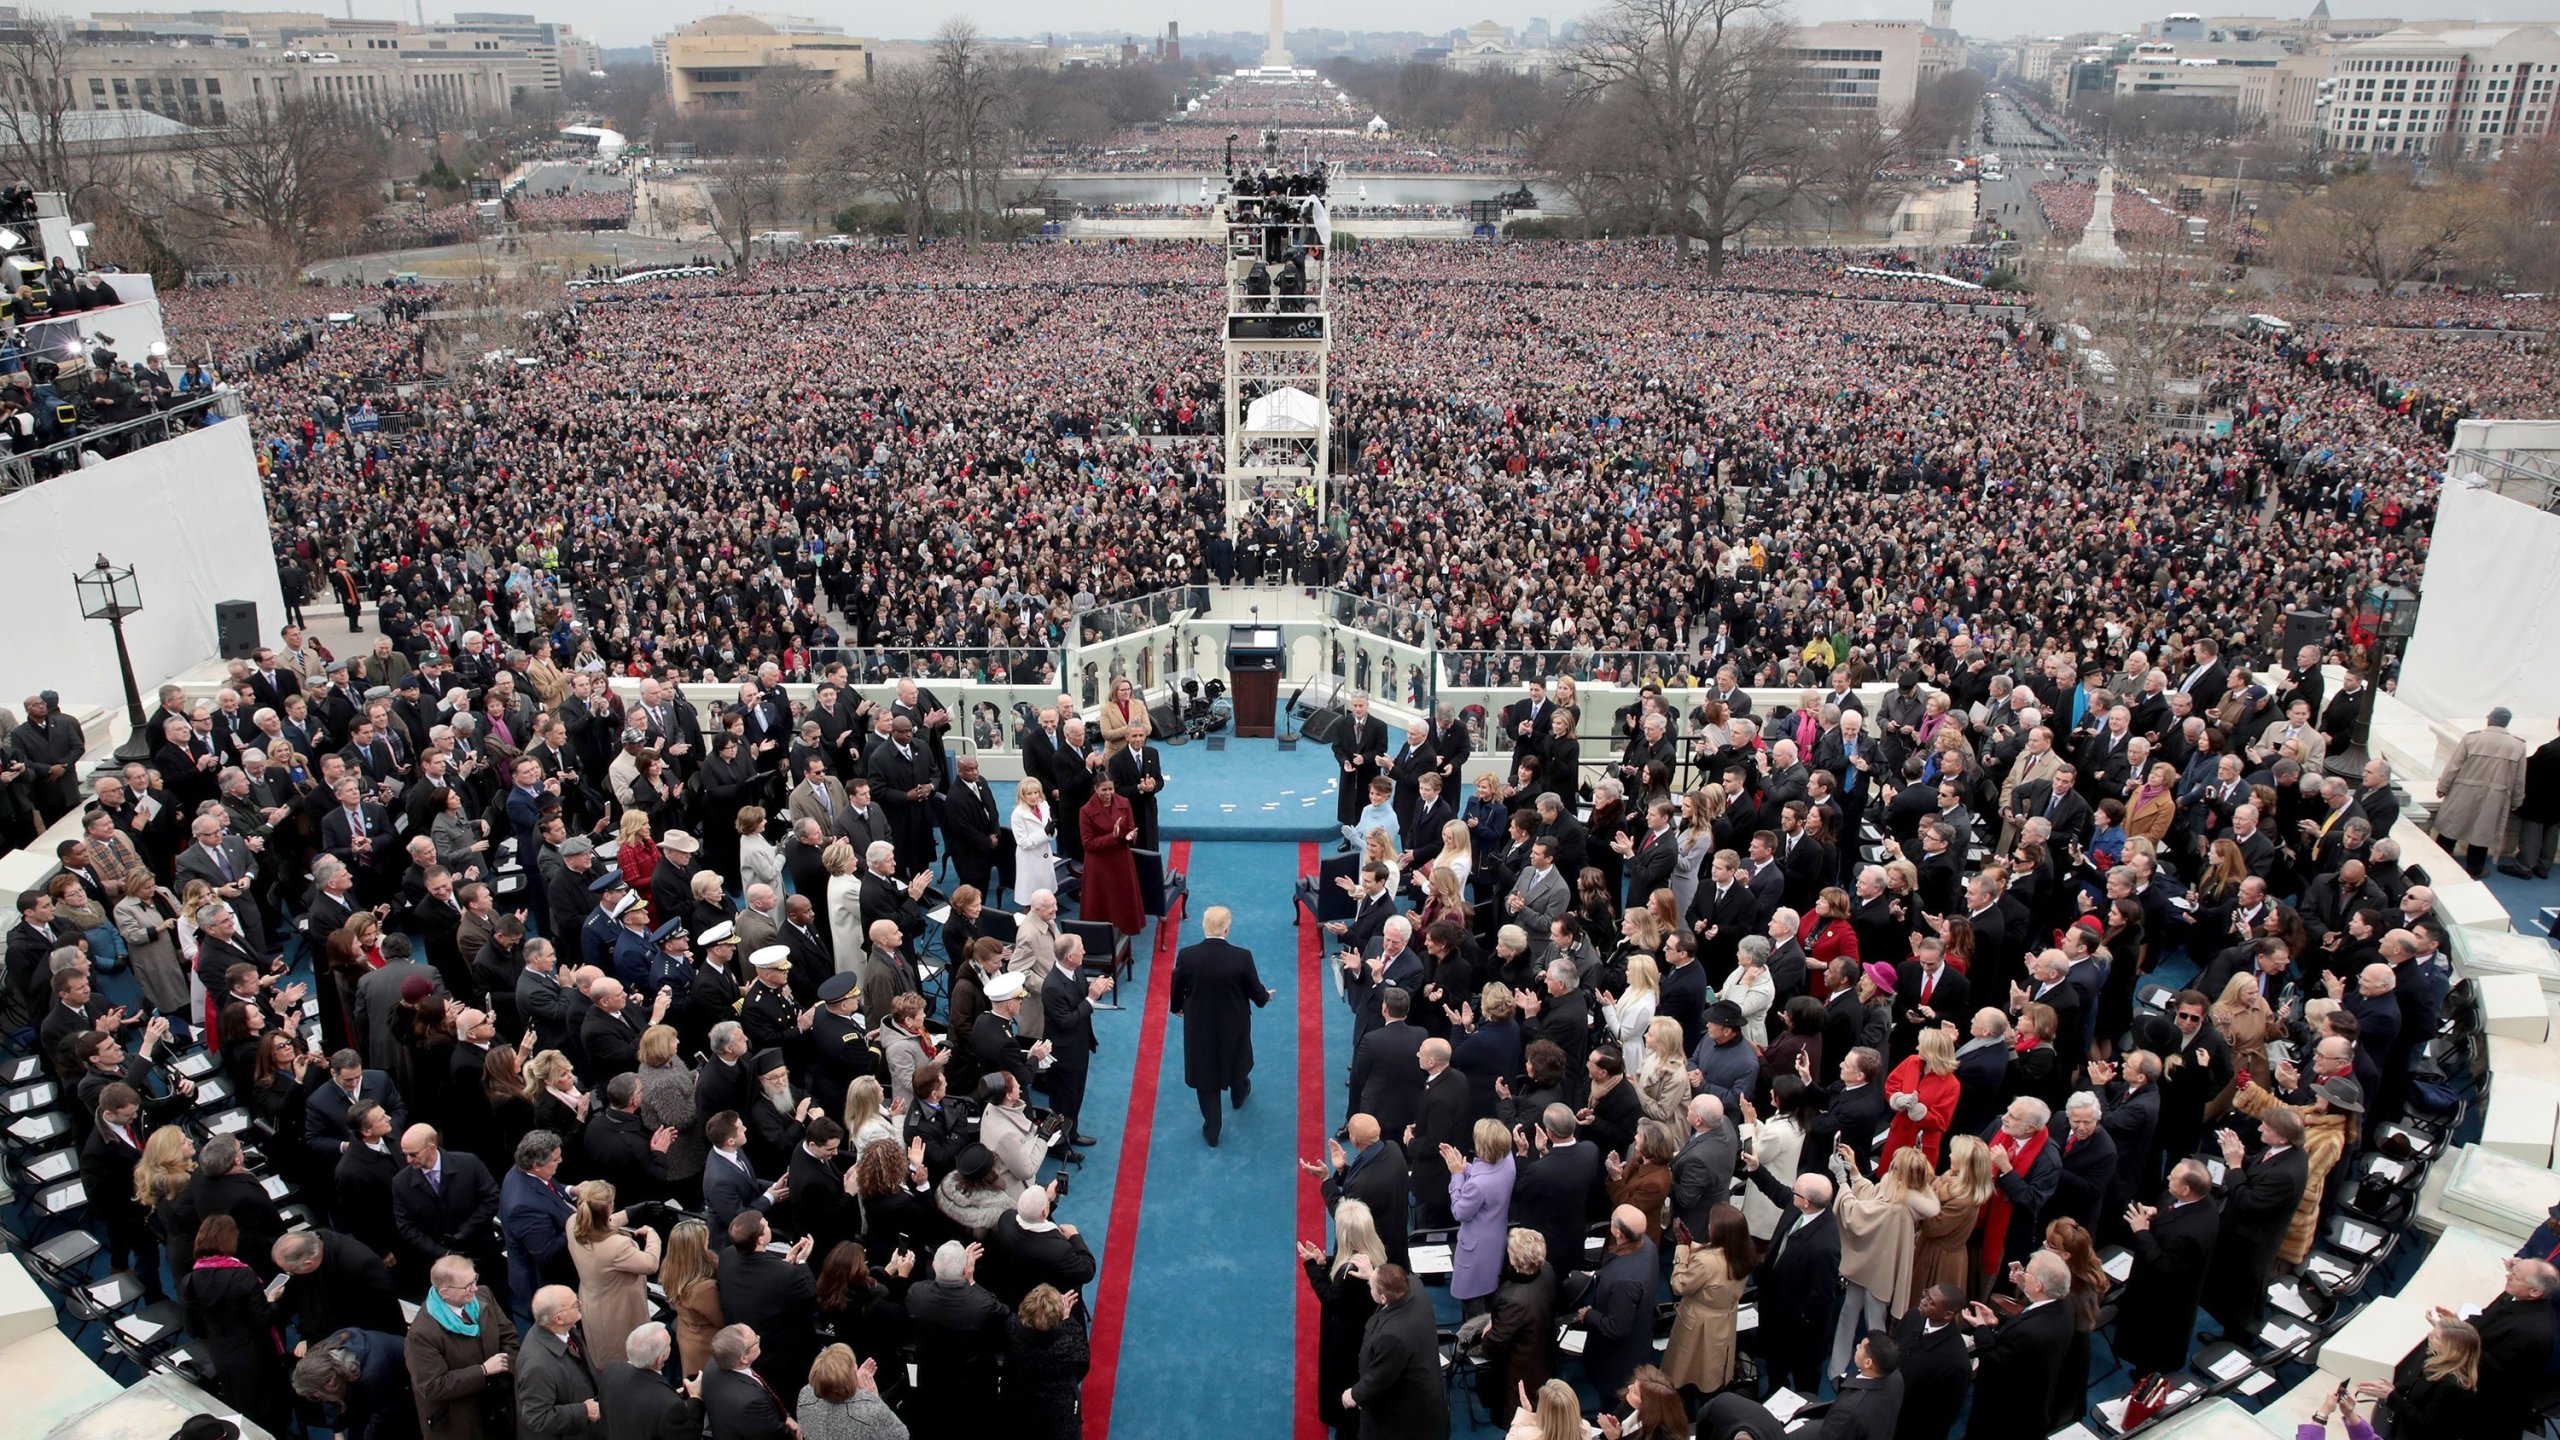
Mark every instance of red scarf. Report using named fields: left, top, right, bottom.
left=1978, top=1125, right=2052, bottom=1274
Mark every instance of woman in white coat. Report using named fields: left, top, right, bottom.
left=1011, top=776, right=1059, bottom=900
left=822, top=839, right=865, bottom=974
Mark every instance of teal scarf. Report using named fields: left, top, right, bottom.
left=425, top=1289, right=481, bottom=1337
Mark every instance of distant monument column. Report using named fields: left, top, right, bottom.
left=2068, top=164, right=2128, bottom=267
left=1264, top=0, right=1291, bottom=67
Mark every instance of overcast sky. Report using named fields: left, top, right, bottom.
left=435, top=0, right=2530, bottom=55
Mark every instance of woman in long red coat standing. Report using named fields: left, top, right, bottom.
left=1078, top=776, right=1146, bottom=935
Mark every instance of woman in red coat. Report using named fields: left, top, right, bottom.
left=1078, top=776, right=1146, bottom=935
left=1878, top=1025, right=1962, bottom=1167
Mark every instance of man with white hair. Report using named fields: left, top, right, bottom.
left=2047, top=1091, right=2119, bottom=1232
left=517, top=1284, right=603, bottom=1439
left=700, top=1323, right=786, bottom=1440
left=857, top=839, right=930, bottom=953
left=1739, top=1142, right=1841, bottom=1394
left=596, top=1320, right=692, bottom=1440
left=1983, top=1096, right=2063, bottom=1269
left=904, top=1239, right=1009, bottom=1431
left=1961, top=1250, right=2077, bottom=1435
left=985, top=1181, right=1095, bottom=1306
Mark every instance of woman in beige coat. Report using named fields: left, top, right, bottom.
left=1661, top=1202, right=1752, bottom=1398
left=565, top=1180, right=661, bottom=1370
left=1912, top=1134, right=1991, bottom=1299
left=1830, top=1143, right=1941, bottom=1375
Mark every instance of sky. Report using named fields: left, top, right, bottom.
left=351, top=0, right=2551, bottom=55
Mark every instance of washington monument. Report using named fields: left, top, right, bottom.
left=1264, top=0, right=1291, bottom=66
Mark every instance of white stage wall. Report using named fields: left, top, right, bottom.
left=0, top=421, right=283, bottom=718
left=2398, top=484, right=2560, bottom=729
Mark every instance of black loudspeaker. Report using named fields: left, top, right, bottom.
left=2280, top=609, right=2331, bottom=664
left=1302, top=705, right=1347, bottom=746
left=1147, top=700, right=1181, bottom=737
left=214, top=599, right=260, bottom=659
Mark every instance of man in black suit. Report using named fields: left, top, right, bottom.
left=318, top=777, right=399, bottom=897
left=579, top=979, right=652, bottom=1083
left=2012, top=764, right=2095, bottom=851
left=1891, top=1286, right=1975, bottom=1440
left=79, top=1084, right=171, bottom=1301
left=2087, top=1052, right=2163, bottom=1227
left=392, top=1123, right=505, bottom=1298
left=984, top=1184, right=1097, bottom=1307
left=1689, top=850, right=1758, bottom=983
left=600, top=1322, right=697, bottom=1440
left=716, top=1212, right=818, bottom=1397
left=702, top=1323, right=792, bottom=1440
left=1741, top=1151, right=1842, bottom=1396
left=332, top=1101, right=407, bottom=1273
left=2153, top=990, right=2234, bottom=1194
left=518, top=1284, right=606, bottom=1440
left=1960, top=1252, right=2079, bottom=1440
left=1507, top=1106, right=1608, bottom=1273
left=1807, top=1045, right=1893, bottom=1175
left=2173, top=640, right=2229, bottom=714
left=1620, top=799, right=1678, bottom=909
left=2045, top=1093, right=2120, bottom=1232
left=1348, top=988, right=1428, bottom=1144
left=2020, top=949, right=2086, bottom=1078
left=1775, top=802, right=1831, bottom=914
left=182, top=1134, right=287, bottom=1275
left=700, top=1113, right=785, bottom=1249
left=2201, top=1109, right=2311, bottom=1341
left=1042, top=941, right=1107, bottom=1154
left=866, top=716, right=941, bottom=876
left=1327, top=863, right=1399, bottom=955
left=2473, top=1259, right=2560, bottom=1440
left=2114, top=1159, right=2220, bottom=1382
left=1171, top=907, right=1272, bottom=1146
left=273, top=1226, right=405, bottom=1338
left=1700, top=1333, right=1904, bottom=1440
left=1893, top=938, right=1971, bottom=1062
left=905, top=1243, right=1012, bottom=1433
left=941, top=755, right=1007, bottom=895
left=307, top=1050, right=408, bottom=1167
left=1406, top=1038, right=1471, bottom=1227
left=1330, top=692, right=1390, bottom=829
left=585, top=1072, right=674, bottom=1203
left=1312, top=1114, right=1410, bottom=1268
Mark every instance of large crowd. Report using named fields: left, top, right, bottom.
left=1, top=212, right=2559, bottom=1440
left=119, top=237, right=2559, bottom=696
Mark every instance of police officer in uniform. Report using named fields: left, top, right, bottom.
left=581, top=871, right=632, bottom=975
left=740, top=948, right=801, bottom=1067
left=809, top=972, right=877, bottom=1115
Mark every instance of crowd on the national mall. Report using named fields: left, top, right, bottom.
left=0, top=235, right=2558, bottom=1440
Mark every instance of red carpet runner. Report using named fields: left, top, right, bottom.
left=1082, top=839, right=1190, bottom=1440
left=1294, top=839, right=1328, bottom=1440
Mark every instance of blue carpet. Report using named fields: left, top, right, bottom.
left=1106, top=841, right=1308, bottom=1436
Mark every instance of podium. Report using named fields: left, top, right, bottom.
left=1229, top=624, right=1283, bottom=738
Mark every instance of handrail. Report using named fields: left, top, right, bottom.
left=0, top=391, right=238, bottom=497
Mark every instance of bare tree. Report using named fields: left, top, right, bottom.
left=2493, top=135, right=2560, bottom=294
left=1562, top=0, right=1815, bottom=272
left=2275, top=170, right=2500, bottom=290
left=0, top=12, right=104, bottom=207
left=178, top=93, right=382, bottom=273
left=932, top=21, right=1017, bottom=247
left=713, top=63, right=839, bottom=272
left=810, top=62, right=950, bottom=249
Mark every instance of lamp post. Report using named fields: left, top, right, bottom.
left=74, top=555, right=146, bottom=733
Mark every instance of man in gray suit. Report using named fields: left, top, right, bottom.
left=175, top=813, right=269, bottom=951
left=1505, top=838, right=1570, bottom=958
left=518, top=1284, right=605, bottom=1440
left=355, top=934, right=445, bottom=1063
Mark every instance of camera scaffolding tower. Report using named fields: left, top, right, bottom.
left=1217, top=136, right=1333, bottom=525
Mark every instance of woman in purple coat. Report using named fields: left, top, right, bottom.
left=1446, top=1115, right=1519, bottom=1315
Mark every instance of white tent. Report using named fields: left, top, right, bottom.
left=1246, top=387, right=1323, bottom=433
left=1366, top=115, right=1390, bottom=134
